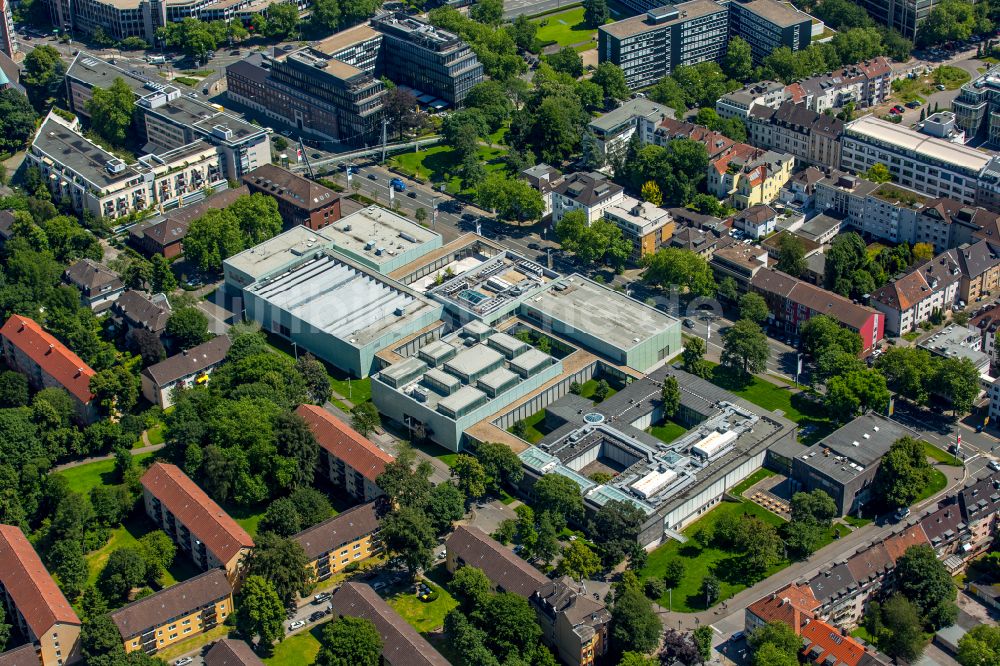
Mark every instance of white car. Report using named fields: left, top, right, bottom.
left=288, top=620, right=306, bottom=631
left=989, top=460, right=1000, bottom=472
left=174, top=659, right=193, bottom=666
left=372, top=581, right=386, bottom=591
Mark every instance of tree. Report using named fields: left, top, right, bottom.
left=581, top=130, right=604, bottom=169
left=381, top=506, right=436, bottom=577
left=700, top=574, right=720, bottom=607
left=535, top=513, right=559, bottom=566
left=824, top=232, right=869, bottom=297
left=451, top=454, right=488, bottom=499
left=508, top=14, right=538, bottom=52
left=81, top=613, right=126, bottom=663
left=266, top=2, right=300, bottom=39
left=748, top=621, right=800, bottom=663
left=86, top=78, right=135, bottom=148
left=619, top=653, right=657, bottom=666
left=475, top=173, right=545, bottom=224
left=376, top=445, right=433, bottom=509
left=824, top=369, right=890, bottom=420
left=864, top=162, right=892, bottom=183
left=643, top=248, right=716, bottom=296
left=98, top=547, right=148, bottom=602
left=274, top=411, right=319, bottom=490
left=235, top=576, right=285, bottom=656
left=548, top=47, right=583, bottom=78
left=958, top=625, right=1000, bottom=666
left=259, top=497, right=302, bottom=537
left=476, top=441, right=523, bottom=493
left=918, top=0, right=982, bottom=46
left=22, top=46, right=66, bottom=110
left=470, top=0, right=503, bottom=24
left=555, top=210, right=632, bottom=270
left=790, top=490, right=837, bottom=526
left=775, top=233, right=807, bottom=277
left=424, top=481, right=466, bottom=534
left=875, top=436, right=932, bottom=509
left=800, top=314, right=861, bottom=359
left=533, top=473, right=584, bottom=529
left=166, top=307, right=210, bottom=350
left=935, top=356, right=981, bottom=414
left=0, top=89, right=37, bottom=153
left=149, top=254, right=176, bottom=294
left=583, top=0, right=609, bottom=27
left=296, top=353, right=331, bottom=404
left=641, top=180, right=663, bottom=206
left=867, top=595, right=927, bottom=662
left=660, top=628, right=700, bottom=665
left=246, top=532, right=312, bottom=605
left=48, top=538, right=89, bottom=598
left=137, top=531, right=175, bottom=585
left=0, top=371, right=29, bottom=408
left=351, top=401, right=381, bottom=437
left=692, top=625, right=714, bottom=663
left=558, top=539, right=601, bottom=581
left=289, top=487, right=333, bottom=526
left=663, top=559, right=685, bottom=589
left=722, top=36, right=754, bottom=82
left=739, top=292, right=769, bottom=324
left=876, top=347, right=934, bottom=405
left=611, top=586, right=662, bottom=653
left=593, top=62, right=630, bottom=102
left=183, top=209, right=244, bottom=272
left=682, top=337, right=710, bottom=378
left=721, top=319, right=769, bottom=377
left=228, top=193, right=283, bottom=246
left=158, top=18, right=217, bottom=60
left=310, top=0, right=340, bottom=31
left=449, top=565, right=492, bottom=611
left=661, top=375, right=680, bottom=418
left=913, top=242, right=935, bottom=262
left=895, top=544, right=957, bottom=628
left=752, top=642, right=799, bottom=666
left=317, top=616, right=382, bottom=666
left=384, top=87, right=420, bottom=139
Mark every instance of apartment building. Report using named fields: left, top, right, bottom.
left=727, top=0, right=812, bottom=63
left=602, top=196, right=675, bottom=261
left=141, top=463, right=254, bottom=582
left=750, top=267, right=884, bottom=354
left=295, top=404, right=393, bottom=502
left=597, top=0, right=731, bottom=90
left=242, top=164, right=341, bottom=231
left=0, top=525, right=81, bottom=666
left=111, top=569, right=232, bottom=656
left=0, top=314, right=96, bottom=424
left=329, top=583, right=451, bottom=666
left=0, top=0, right=15, bottom=60
left=716, top=80, right=788, bottom=120
left=587, top=98, right=674, bottom=159
left=292, top=501, right=382, bottom=582
left=746, top=101, right=844, bottom=169
left=840, top=115, right=994, bottom=206
left=520, top=164, right=563, bottom=217
left=709, top=241, right=769, bottom=289
left=446, top=526, right=548, bottom=598
left=227, top=15, right=482, bottom=145
left=141, top=335, right=232, bottom=409
left=63, top=259, right=124, bottom=312
left=732, top=204, right=777, bottom=239
left=551, top=172, right=625, bottom=223
left=112, top=290, right=171, bottom=336
left=787, top=58, right=893, bottom=113
left=128, top=186, right=251, bottom=259
left=949, top=238, right=1000, bottom=304
left=708, top=147, right=795, bottom=209
left=871, top=252, right=963, bottom=336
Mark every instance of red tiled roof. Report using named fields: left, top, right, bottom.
left=0, top=525, right=80, bottom=638
left=883, top=526, right=930, bottom=563
left=0, top=314, right=94, bottom=403
left=296, top=404, right=393, bottom=483
left=747, top=584, right=819, bottom=627
left=141, top=463, right=254, bottom=564
left=800, top=617, right=868, bottom=666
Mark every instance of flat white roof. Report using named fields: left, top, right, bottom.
left=225, top=225, right=339, bottom=281
left=329, top=206, right=440, bottom=264
left=845, top=115, right=992, bottom=172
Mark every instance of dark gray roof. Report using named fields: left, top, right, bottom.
left=0, top=643, right=40, bottom=665
left=142, top=335, right=231, bottom=387
left=204, top=639, right=264, bottom=666
left=552, top=172, right=623, bottom=207
left=958, top=471, right=1000, bottom=524
left=110, top=569, right=231, bottom=639
left=113, top=290, right=171, bottom=332
left=292, top=501, right=381, bottom=560
left=64, top=259, right=122, bottom=296
left=329, top=583, right=451, bottom=666
left=808, top=561, right=858, bottom=603
left=0, top=210, right=15, bottom=239
left=446, top=526, right=547, bottom=599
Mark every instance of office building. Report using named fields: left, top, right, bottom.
left=954, top=64, right=1000, bottom=145
left=296, top=404, right=393, bottom=502
left=917, top=110, right=966, bottom=144
left=727, top=0, right=812, bottom=63
left=598, top=1, right=731, bottom=90
left=226, top=228, right=444, bottom=378
left=551, top=172, right=624, bottom=224
left=141, top=463, right=254, bottom=582
left=0, top=314, right=96, bottom=424
left=602, top=195, right=675, bottom=261
left=790, top=414, right=906, bottom=516
left=918, top=323, right=992, bottom=375
left=242, top=165, right=341, bottom=231
left=600, top=0, right=813, bottom=89
left=329, top=583, right=450, bottom=666
left=855, top=0, right=943, bottom=39
left=141, top=335, right=232, bottom=409
left=292, top=502, right=382, bottom=582
left=63, top=259, right=124, bottom=312
left=746, top=101, right=844, bottom=169
left=0, top=525, right=81, bottom=666
left=840, top=115, right=994, bottom=206
left=111, top=569, right=232, bottom=656
left=587, top=98, right=674, bottom=159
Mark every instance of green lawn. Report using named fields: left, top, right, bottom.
left=707, top=365, right=833, bottom=437
left=55, top=452, right=155, bottom=495
left=390, top=144, right=508, bottom=196
left=851, top=625, right=875, bottom=643
left=85, top=513, right=201, bottom=588
left=509, top=408, right=550, bottom=444
left=648, top=421, right=687, bottom=444
left=639, top=500, right=789, bottom=612
left=329, top=376, right=371, bottom=406
left=144, top=424, right=165, bottom=446
left=576, top=378, right=619, bottom=402
left=844, top=515, right=873, bottom=528
left=923, top=441, right=962, bottom=466
left=438, top=453, right=460, bottom=468
left=222, top=503, right=267, bottom=537
left=173, top=76, right=199, bottom=87
left=532, top=7, right=601, bottom=49
left=915, top=468, right=948, bottom=503
left=385, top=566, right=458, bottom=634
left=265, top=626, right=323, bottom=665
left=891, top=66, right=971, bottom=104
left=729, top=468, right=776, bottom=498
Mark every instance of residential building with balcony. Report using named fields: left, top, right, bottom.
left=446, top=526, right=548, bottom=598
left=708, top=147, right=794, bottom=209
left=871, top=251, right=963, bottom=336
left=533, top=577, right=611, bottom=666
left=296, top=404, right=393, bottom=503
left=141, top=335, right=232, bottom=409
left=520, top=164, right=563, bottom=217
left=733, top=204, right=777, bottom=239
left=551, top=172, right=625, bottom=224
left=0, top=314, right=96, bottom=424
left=953, top=64, right=1000, bottom=145
left=786, top=58, right=893, bottom=113
left=111, top=569, right=232, bottom=656
left=141, top=463, right=254, bottom=582
left=112, top=290, right=171, bottom=336
left=746, top=101, right=843, bottom=169
left=0, top=525, right=81, bottom=666
left=716, top=80, right=788, bottom=120
left=587, top=98, right=674, bottom=159
left=602, top=196, right=675, bottom=261
left=292, top=501, right=382, bottom=582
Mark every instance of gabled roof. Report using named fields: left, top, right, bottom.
left=845, top=542, right=892, bottom=584
left=918, top=504, right=964, bottom=546
left=872, top=253, right=962, bottom=312
left=296, top=404, right=393, bottom=483
left=800, top=616, right=868, bottom=666
left=0, top=314, right=95, bottom=403
left=533, top=576, right=611, bottom=630
left=445, top=526, right=547, bottom=599
left=204, top=638, right=264, bottom=666
left=293, top=501, right=382, bottom=560
left=953, top=240, right=1000, bottom=280
left=958, top=471, right=1000, bottom=524
left=0, top=643, right=41, bottom=665
left=0, top=525, right=80, bottom=639
left=242, top=164, right=339, bottom=213
left=330, top=583, right=451, bottom=666
left=142, top=335, right=231, bottom=387
left=111, top=569, right=231, bottom=639
left=113, top=290, right=171, bottom=332
left=64, top=259, right=122, bottom=296
left=551, top=172, right=623, bottom=207
left=736, top=204, right=776, bottom=225
left=140, top=463, right=254, bottom=564
left=882, top=525, right=930, bottom=562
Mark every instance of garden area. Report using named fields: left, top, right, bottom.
left=264, top=627, right=323, bottom=665
left=891, top=65, right=971, bottom=103
left=531, top=6, right=604, bottom=50
left=389, top=144, right=509, bottom=196
left=385, top=567, right=459, bottom=635
left=648, top=420, right=687, bottom=444
left=55, top=451, right=155, bottom=495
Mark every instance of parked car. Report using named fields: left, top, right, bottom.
left=174, top=659, right=193, bottom=666
left=683, top=318, right=695, bottom=328
left=372, top=581, right=386, bottom=591
left=905, top=101, right=921, bottom=109
left=894, top=507, right=910, bottom=521
left=309, top=611, right=326, bottom=622
left=937, top=84, right=947, bottom=90
left=313, top=592, right=331, bottom=604
left=989, top=459, right=1000, bottom=470
left=289, top=620, right=306, bottom=631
